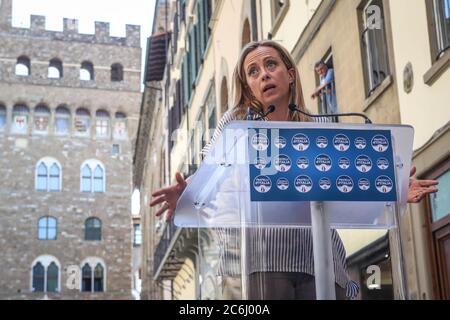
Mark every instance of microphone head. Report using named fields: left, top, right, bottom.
left=288, top=103, right=297, bottom=111
left=268, top=105, right=276, bottom=112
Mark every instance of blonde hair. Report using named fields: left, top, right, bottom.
left=231, top=40, right=311, bottom=122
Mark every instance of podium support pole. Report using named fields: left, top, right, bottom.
left=311, top=201, right=336, bottom=300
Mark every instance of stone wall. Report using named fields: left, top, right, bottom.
left=0, top=0, right=142, bottom=299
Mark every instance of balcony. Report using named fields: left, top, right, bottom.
left=153, top=219, right=198, bottom=280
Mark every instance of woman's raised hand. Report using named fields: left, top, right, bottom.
left=150, top=172, right=187, bottom=222
left=407, top=166, right=438, bottom=203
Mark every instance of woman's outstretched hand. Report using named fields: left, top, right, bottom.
left=407, top=166, right=438, bottom=203
left=150, top=172, right=187, bottom=222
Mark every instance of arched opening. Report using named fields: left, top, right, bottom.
left=111, top=63, right=123, bottom=82
left=220, top=77, right=229, bottom=115
left=241, top=19, right=251, bottom=49
left=80, top=61, right=94, bottom=81
left=15, top=56, right=30, bottom=76
left=48, top=58, right=63, bottom=78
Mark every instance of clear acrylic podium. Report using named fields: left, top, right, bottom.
left=175, top=120, right=414, bottom=300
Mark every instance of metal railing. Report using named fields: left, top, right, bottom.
left=153, top=218, right=179, bottom=276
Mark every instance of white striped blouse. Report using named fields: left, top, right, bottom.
left=199, top=109, right=359, bottom=297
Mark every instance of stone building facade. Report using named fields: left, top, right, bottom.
left=0, top=0, right=141, bottom=299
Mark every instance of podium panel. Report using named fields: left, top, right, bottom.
left=174, top=120, right=413, bottom=300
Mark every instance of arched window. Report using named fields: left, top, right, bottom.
left=81, top=165, right=92, bottom=192
left=94, top=264, right=104, bottom=292
left=32, top=262, right=45, bottom=292
left=49, top=163, right=60, bottom=191
left=95, top=109, right=110, bottom=138
left=47, top=262, right=59, bottom=292
left=93, top=165, right=104, bottom=192
left=31, top=256, right=60, bottom=292
left=81, top=264, right=92, bottom=292
left=85, top=217, right=102, bottom=240
left=48, top=58, right=63, bottom=79
left=80, top=258, right=106, bottom=292
left=111, top=63, right=123, bottom=82
left=35, top=158, right=61, bottom=192
left=55, top=105, right=70, bottom=134
left=11, top=104, right=29, bottom=134
left=38, top=216, right=57, bottom=240
left=114, top=112, right=127, bottom=138
left=34, top=104, right=50, bottom=133
left=36, top=163, right=47, bottom=191
left=74, top=108, right=90, bottom=136
left=80, top=160, right=105, bottom=193
left=15, top=56, right=30, bottom=76
left=80, top=61, right=94, bottom=81
left=0, top=104, right=6, bottom=131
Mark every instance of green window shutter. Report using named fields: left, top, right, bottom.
left=189, top=28, right=197, bottom=88
left=198, top=0, right=206, bottom=56
left=182, top=54, right=190, bottom=108
left=194, top=24, right=201, bottom=74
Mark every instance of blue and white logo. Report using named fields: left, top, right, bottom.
left=276, top=177, right=289, bottom=190
left=274, top=136, right=287, bottom=149
left=333, top=134, right=350, bottom=151
left=319, top=177, right=332, bottom=190
left=338, top=157, right=350, bottom=169
left=254, top=157, right=267, bottom=169
left=358, top=178, right=370, bottom=191
left=355, top=155, right=373, bottom=173
left=355, top=137, right=367, bottom=149
left=377, top=158, right=389, bottom=170
left=375, top=176, right=393, bottom=193
left=251, top=133, right=269, bottom=151
left=296, top=157, right=309, bottom=169
left=274, top=154, right=292, bottom=172
left=315, top=154, right=332, bottom=172
left=292, top=134, right=310, bottom=151
left=295, top=175, right=313, bottom=193
left=336, top=175, right=354, bottom=193
left=371, top=135, right=389, bottom=152
left=316, top=136, right=328, bottom=148
left=253, top=175, right=272, bottom=193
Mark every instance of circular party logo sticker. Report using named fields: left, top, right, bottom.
left=253, top=175, right=272, bottom=193
left=338, top=157, right=350, bottom=169
left=251, top=133, right=269, bottom=151
left=276, top=178, right=289, bottom=190
left=358, top=178, right=370, bottom=191
left=333, top=134, right=350, bottom=151
left=355, top=155, right=373, bottom=173
left=375, top=176, right=393, bottom=193
left=336, top=175, right=354, bottom=193
left=253, top=157, right=267, bottom=169
left=377, top=158, right=389, bottom=170
left=315, top=154, right=332, bottom=172
left=274, top=154, right=292, bottom=172
left=296, top=157, right=309, bottom=169
left=371, top=135, right=389, bottom=152
left=292, top=134, right=310, bottom=151
left=316, top=136, right=328, bottom=148
left=355, top=137, right=367, bottom=149
left=274, top=136, right=287, bottom=149
left=319, top=177, right=332, bottom=190
left=295, top=175, right=313, bottom=193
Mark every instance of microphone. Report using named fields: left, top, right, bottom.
left=288, top=103, right=372, bottom=124
left=246, top=107, right=255, bottom=120
left=254, top=105, right=276, bottom=120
